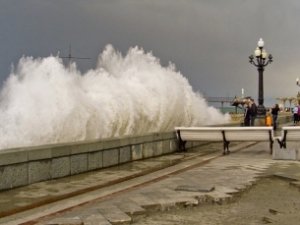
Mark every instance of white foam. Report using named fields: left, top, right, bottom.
left=0, top=45, right=229, bottom=149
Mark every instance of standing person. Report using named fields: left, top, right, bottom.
left=271, top=104, right=280, bottom=130
left=293, top=105, right=298, bottom=125
left=298, top=104, right=300, bottom=124
left=243, top=101, right=251, bottom=126
left=265, top=110, right=272, bottom=127
left=250, top=98, right=257, bottom=126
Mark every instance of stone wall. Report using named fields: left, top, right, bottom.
left=0, top=132, right=182, bottom=191
left=0, top=114, right=292, bottom=191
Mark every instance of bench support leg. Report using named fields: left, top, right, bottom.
left=223, top=141, right=230, bottom=155
left=276, top=130, right=287, bottom=149
left=276, top=139, right=286, bottom=149
left=222, top=130, right=230, bottom=155
left=268, top=130, right=274, bottom=154
left=180, top=140, right=187, bottom=152
left=177, top=130, right=187, bottom=152
left=270, top=141, right=273, bottom=154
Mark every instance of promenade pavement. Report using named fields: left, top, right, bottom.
left=1, top=124, right=300, bottom=225
left=1, top=141, right=249, bottom=224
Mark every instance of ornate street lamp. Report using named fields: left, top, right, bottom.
left=296, top=78, right=300, bottom=105
left=249, top=38, right=273, bottom=117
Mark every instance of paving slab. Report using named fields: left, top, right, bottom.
left=83, top=214, right=112, bottom=225
left=175, top=184, right=215, bottom=192
left=96, top=204, right=132, bottom=224
left=129, top=193, right=161, bottom=210
left=116, top=200, right=146, bottom=216
left=45, top=217, right=83, bottom=225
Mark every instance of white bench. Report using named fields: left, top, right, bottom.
left=277, top=126, right=300, bottom=149
left=175, top=127, right=274, bottom=155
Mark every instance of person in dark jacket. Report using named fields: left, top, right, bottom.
left=271, top=104, right=280, bottom=130
left=244, top=101, right=251, bottom=126
left=250, top=99, right=257, bottom=126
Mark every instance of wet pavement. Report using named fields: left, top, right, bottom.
left=34, top=141, right=300, bottom=225
left=0, top=141, right=254, bottom=225
left=1, top=123, right=300, bottom=225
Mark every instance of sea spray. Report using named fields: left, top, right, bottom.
left=0, top=45, right=229, bottom=150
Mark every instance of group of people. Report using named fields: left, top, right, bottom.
left=243, top=98, right=280, bottom=130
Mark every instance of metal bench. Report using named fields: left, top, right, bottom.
left=175, top=127, right=274, bottom=155
left=277, top=126, right=300, bottom=149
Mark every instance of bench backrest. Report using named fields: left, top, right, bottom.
left=281, top=127, right=300, bottom=141
left=222, top=127, right=273, bottom=141
left=175, top=127, right=273, bottom=142
left=175, top=127, right=224, bottom=142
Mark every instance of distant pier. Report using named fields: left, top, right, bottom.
left=205, top=96, right=235, bottom=112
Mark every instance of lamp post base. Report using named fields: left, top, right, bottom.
left=254, top=105, right=267, bottom=126
left=254, top=117, right=267, bottom=126
left=257, top=104, right=266, bottom=117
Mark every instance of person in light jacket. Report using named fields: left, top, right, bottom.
left=293, top=105, right=298, bottom=125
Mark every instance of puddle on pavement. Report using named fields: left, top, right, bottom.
left=132, top=177, right=300, bottom=225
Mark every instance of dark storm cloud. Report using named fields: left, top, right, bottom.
left=1, top=0, right=300, bottom=104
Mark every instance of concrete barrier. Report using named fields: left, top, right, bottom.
left=273, top=148, right=298, bottom=160
left=0, top=132, right=186, bottom=191
left=0, top=114, right=292, bottom=191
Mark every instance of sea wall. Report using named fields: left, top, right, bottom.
left=0, top=131, right=187, bottom=191
left=0, top=114, right=292, bottom=191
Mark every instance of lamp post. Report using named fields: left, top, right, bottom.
left=296, top=78, right=300, bottom=105
left=249, top=38, right=273, bottom=117
left=296, top=78, right=300, bottom=87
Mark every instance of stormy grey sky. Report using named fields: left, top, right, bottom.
left=1, top=0, right=300, bottom=105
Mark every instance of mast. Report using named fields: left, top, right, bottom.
left=60, top=44, right=90, bottom=68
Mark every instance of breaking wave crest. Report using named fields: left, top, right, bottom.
left=0, top=45, right=229, bottom=149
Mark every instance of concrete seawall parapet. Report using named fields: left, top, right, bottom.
left=0, top=114, right=292, bottom=191
left=0, top=131, right=185, bottom=191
